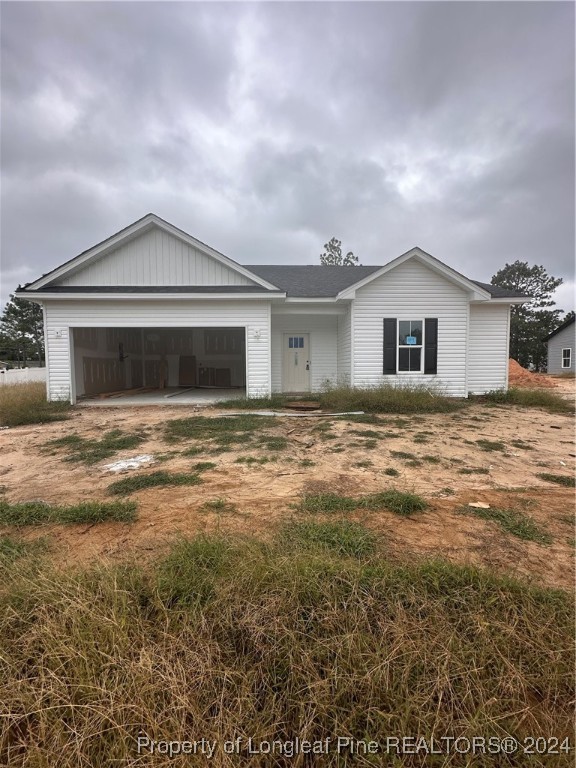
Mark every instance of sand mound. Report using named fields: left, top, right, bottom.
left=508, top=359, right=556, bottom=388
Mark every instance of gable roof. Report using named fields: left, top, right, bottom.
left=22, top=213, right=280, bottom=292
left=246, top=265, right=382, bottom=298
left=542, top=315, right=575, bottom=342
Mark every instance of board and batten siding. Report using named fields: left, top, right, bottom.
left=337, top=305, right=352, bottom=384
left=351, top=260, right=469, bottom=397
left=546, top=323, right=575, bottom=374
left=43, top=300, right=271, bottom=401
left=467, top=304, right=510, bottom=394
left=271, top=313, right=338, bottom=392
left=58, top=229, right=256, bottom=287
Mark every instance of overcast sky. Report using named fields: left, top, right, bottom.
left=1, top=1, right=574, bottom=311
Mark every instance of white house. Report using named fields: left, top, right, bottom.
left=543, top=316, right=575, bottom=374
left=16, top=214, right=526, bottom=403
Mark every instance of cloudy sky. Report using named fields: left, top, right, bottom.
left=1, top=1, right=574, bottom=310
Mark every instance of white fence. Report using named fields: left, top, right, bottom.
left=0, top=368, right=47, bottom=386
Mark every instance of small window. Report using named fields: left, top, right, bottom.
left=288, top=337, right=304, bottom=349
left=562, top=348, right=571, bottom=368
left=398, top=320, right=423, bottom=372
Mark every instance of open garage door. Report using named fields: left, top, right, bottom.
left=72, top=327, right=246, bottom=400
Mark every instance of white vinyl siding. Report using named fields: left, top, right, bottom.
left=271, top=313, right=338, bottom=392
left=44, top=300, right=271, bottom=401
left=467, top=304, right=510, bottom=394
left=546, top=323, right=575, bottom=374
left=58, top=229, right=256, bottom=287
left=337, top=305, right=352, bottom=384
left=352, top=259, right=469, bottom=396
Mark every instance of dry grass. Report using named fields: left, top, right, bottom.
left=0, top=381, right=71, bottom=427
left=0, top=533, right=573, bottom=767
left=318, top=383, right=466, bottom=413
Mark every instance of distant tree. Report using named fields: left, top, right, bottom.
left=491, top=261, right=563, bottom=371
left=0, top=295, right=45, bottom=364
left=320, top=237, right=360, bottom=266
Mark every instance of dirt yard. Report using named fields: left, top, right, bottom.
left=1, top=380, right=574, bottom=590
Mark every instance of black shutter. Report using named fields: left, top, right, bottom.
left=424, top=318, right=438, bottom=375
left=383, top=318, right=397, bottom=374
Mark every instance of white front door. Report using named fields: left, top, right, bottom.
left=282, top=333, right=311, bottom=392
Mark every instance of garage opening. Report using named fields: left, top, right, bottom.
left=72, top=327, right=246, bottom=401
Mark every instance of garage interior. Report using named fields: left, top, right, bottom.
left=72, top=327, right=246, bottom=401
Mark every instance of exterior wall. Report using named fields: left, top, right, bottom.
left=468, top=304, right=510, bottom=394
left=337, top=305, right=352, bottom=384
left=351, top=260, right=469, bottom=396
left=43, top=300, right=271, bottom=401
left=271, top=312, right=338, bottom=392
left=547, top=323, right=576, bottom=374
left=58, top=229, right=256, bottom=287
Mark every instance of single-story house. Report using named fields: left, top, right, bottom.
left=543, top=316, right=575, bottom=374
left=16, top=214, right=526, bottom=403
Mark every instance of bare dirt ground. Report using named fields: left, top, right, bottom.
left=1, top=377, right=574, bottom=589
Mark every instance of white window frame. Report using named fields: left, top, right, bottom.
left=397, top=319, right=424, bottom=374
left=562, top=348, right=571, bottom=369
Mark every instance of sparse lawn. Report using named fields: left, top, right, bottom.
left=198, top=498, right=238, bottom=515
left=475, top=439, right=505, bottom=452
left=107, top=472, right=202, bottom=495
left=457, top=505, right=552, bottom=544
left=0, top=535, right=50, bottom=562
left=164, top=415, right=275, bottom=446
left=0, top=499, right=136, bottom=525
left=46, top=429, right=146, bottom=464
left=536, top=473, right=575, bottom=488
left=390, top=450, right=416, bottom=459
left=297, top=490, right=428, bottom=517
left=481, top=387, right=575, bottom=414
left=0, top=534, right=572, bottom=768
left=458, top=467, right=490, bottom=475
left=0, top=382, right=71, bottom=427
left=279, top=520, right=377, bottom=557
left=258, top=436, right=288, bottom=451
left=235, top=456, right=270, bottom=465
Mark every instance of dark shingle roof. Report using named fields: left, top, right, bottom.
left=245, top=265, right=381, bottom=297
left=470, top=281, right=528, bottom=299
left=542, top=315, right=575, bottom=342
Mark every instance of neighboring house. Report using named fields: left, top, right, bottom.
left=543, top=316, right=575, bottom=374
left=16, top=214, right=526, bottom=403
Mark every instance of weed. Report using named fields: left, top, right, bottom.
left=280, top=520, right=377, bottom=558
left=0, top=535, right=49, bottom=562
left=258, top=436, right=288, bottom=451
left=46, top=429, right=146, bottom=464
left=0, top=499, right=136, bottom=525
left=298, top=489, right=427, bottom=517
left=384, top=468, right=400, bottom=477
left=299, top=459, right=316, bottom=468
left=349, top=429, right=381, bottom=439
left=510, top=440, right=535, bottom=451
left=353, top=460, right=373, bottom=469
left=218, top=394, right=288, bottom=409
left=475, top=439, right=505, bottom=452
left=0, top=382, right=71, bottom=427
left=422, top=455, right=441, bottom=464
left=319, top=383, right=466, bottom=414
left=536, top=473, right=575, bottom=488
left=458, top=468, right=490, bottom=475
left=199, top=498, right=238, bottom=515
left=481, top=388, right=574, bottom=414
left=107, top=472, right=202, bottom=495
left=192, top=462, right=217, bottom=472
left=235, top=456, right=270, bottom=465
left=458, top=505, right=552, bottom=544
left=164, top=415, right=274, bottom=444
left=441, top=487, right=456, bottom=495
left=406, top=460, right=423, bottom=468
left=390, top=451, right=416, bottom=460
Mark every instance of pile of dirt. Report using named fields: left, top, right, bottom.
left=508, top=359, right=556, bottom=388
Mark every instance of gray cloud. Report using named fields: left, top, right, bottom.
left=1, top=1, right=574, bottom=311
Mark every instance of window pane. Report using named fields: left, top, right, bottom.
left=398, top=321, right=411, bottom=345
left=299, top=337, right=304, bottom=348
left=409, top=348, right=421, bottom=371
left=398, top=348, right=410, bottom=371
left=411, top=321, right=422, bottom=345
left=289, top=338, right=294, bottom=348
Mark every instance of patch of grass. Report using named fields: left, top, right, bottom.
left=298, top=489, right=428, bottom=517
left=319, top=383, right=466, bottom=414
left=412, top=436, right=429, bottom=444
left=390, top=450, right=416, bottom=459
left=475, top=439, right=505, bottom=452
left=536, top=473, right=575, bottom=488
left=353, top=460, right=373, bottom=469
left=0, top=535, right=50, bottom=562
left=0, top=381, right=71, bottom=427
left=458, top=468, right=490, bottom=475
left=218, top=394, right=288, bottom=409
left=458, top=505, right=552, bottom=544
left=192, top=462, right=217, bottom=472
left=199, top=498, right=238, bottom=515
left=0, top=535, right=572, bottom=767
left=107, top=472, right=202, bottom=495
left=510, top=439, right=535, bottom=451
left=46, top=429, right=147, bottom=464
left=329, top=446, right=345, bottom=453
left=164, top=415, right=275, bottom=444
left=422, top=455, right=441, bottom=464
left=481, top=387, right=574, bottom=414
left=349, top=429, right=381, bottom=439
left=0, top=499, right=136, bottom=525
left=441, top=487, right=456, bottom=495
left=258, top=436, right=288, bottom=451
left=337, top=414, right=383, bottom=424
left=280, top=520, right=377, bottom=558
left=299, top=459, right=316, bottom=468
left=406, top=459, right=423, bottom=467
left=354, top=439, right=378, bottom=450
left=384, top=467, right=400, bottom=477
left=181, top=446, right=205, bottom=457
left=235, top=456, right=270, bottom=465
